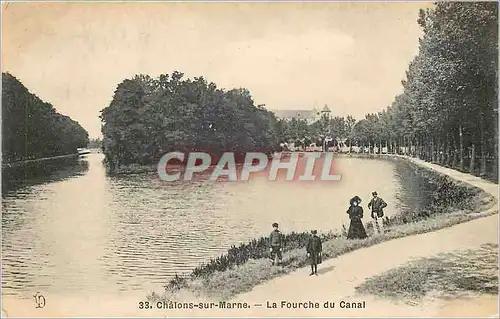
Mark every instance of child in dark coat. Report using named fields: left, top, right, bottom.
left=269, top=222, right=283, bottom=266
left=306, top=230, right=322, bottom=275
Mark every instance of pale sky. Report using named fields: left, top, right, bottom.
left=2, top=2, right=432, bottom=138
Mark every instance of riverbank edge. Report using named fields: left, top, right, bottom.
left=148, top=155, right=498, bottom=302
left=104, top=152, right=499, bottom=183
left=1, top=153, right=79, bottom=169
left=336, top=152, right=498, bottom=184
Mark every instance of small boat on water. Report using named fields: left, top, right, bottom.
left=77, top=148, right=91, bottom=156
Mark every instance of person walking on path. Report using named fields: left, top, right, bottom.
left=269, top=222, right=283, bottom=266
left=346, top=196, right=368, bottom=239
left=306, top=230, right=322, bottom=276
left=368, top=191, right=387, bottom=234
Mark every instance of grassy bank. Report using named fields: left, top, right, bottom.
left=147, top=158, right=497, bottom=303
left=355, top=243, right=498, bottom=300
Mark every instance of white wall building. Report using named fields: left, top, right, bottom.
left=271, top=105, right=331, bottom=125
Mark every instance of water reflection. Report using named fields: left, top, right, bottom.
left=2, top=157, right=89, bottom=195
left=2, top=154, right=433, bottom=298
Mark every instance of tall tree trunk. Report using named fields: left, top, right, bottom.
left=419, top=138, right=421, bottom=159
left=479, top=112, right=487, bottom=176
left=431, top=138, right=436, bottom=163
left=409, top=137, right=412, bottom=156
left=445, top=134, right=451, bottom=166
left=424, top=136, right=428, bottom=161
left=422, top=137, right=426, bottom=160
left=403, top=136, right=406, bottom=155
left=408, top=137, right=410, bottom=156
left=411, top=137, right=415, bottom=157
left=440, top=139, right=444, bottom=164
left=452, top=135, right=458, bottom=168
left=416, top=137, right=420, bottom=158
left=416, top=138, right=419, bottom=159
left=459, top=124, right=464, bottom=171
left=426, top=135, right=433, bottom=162
left=438, top=139, right=443, bottom=164
left=423, top=136, right=427, bottom=160
left=469, top=144, right=476, bottom=174
left=420, top=136, right=424, bottom=159
left=414, top=137, right=420, bottom=158
left=436, top=138, right=441, bottom=164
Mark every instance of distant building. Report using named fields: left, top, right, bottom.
left=321, top=104, right=331, bottom=119
left=271, top=105, right=331, bottom=125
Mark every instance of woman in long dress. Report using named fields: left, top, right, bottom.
left=346, top=195, right=368, bottom=239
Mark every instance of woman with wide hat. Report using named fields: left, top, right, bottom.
left=346, top=195, right=368, bottom=239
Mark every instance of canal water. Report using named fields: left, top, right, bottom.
left=2, top=153, right=432, bottom=299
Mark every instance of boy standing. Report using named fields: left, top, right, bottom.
left=269, top=222, right=283, bottom=266
left=306, top=230, right=322, bottom=275
left=368, top=191, right=387, bottom=234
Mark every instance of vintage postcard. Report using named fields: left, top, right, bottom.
left=1, top=1, right=498, bottom=317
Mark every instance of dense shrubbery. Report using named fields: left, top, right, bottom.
left=165, top=230, right=340, bottom=290
left=2, top=73, right=89, bottom=163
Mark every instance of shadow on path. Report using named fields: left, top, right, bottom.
left=317, top=265, right=336, bottom=275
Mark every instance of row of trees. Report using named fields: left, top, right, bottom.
left=2, top=73, right=89, bottom=163
left=274, top=115, right=356, bottom=143
left=273, top=115, right=356, bottom=150
left=100, top=72, right=279, bottom=170
left=264, top=2, right=498, bottom=178
left=347, top=2, right=497, bottom=178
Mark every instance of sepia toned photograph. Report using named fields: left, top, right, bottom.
left=1, top=1, right=498, bottom=317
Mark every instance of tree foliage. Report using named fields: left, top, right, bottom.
left=345, top=3, right=498, bottom=178
left=101, top=72, right=279, bottom=170
left=88, top=138, right=103, bottom=149
left=2, top=73, right=89, bottom=163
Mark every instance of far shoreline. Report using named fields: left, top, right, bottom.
left=106, top=151, right=498, bottom=186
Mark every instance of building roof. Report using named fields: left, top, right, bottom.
left=322, top=105, right=331, bottom=112
left=271, top=109, right=320, bottom=120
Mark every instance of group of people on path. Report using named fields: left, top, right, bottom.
left=268, top=191, right=387, bottom=276
left=346, top=191, right=388, bottom=240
